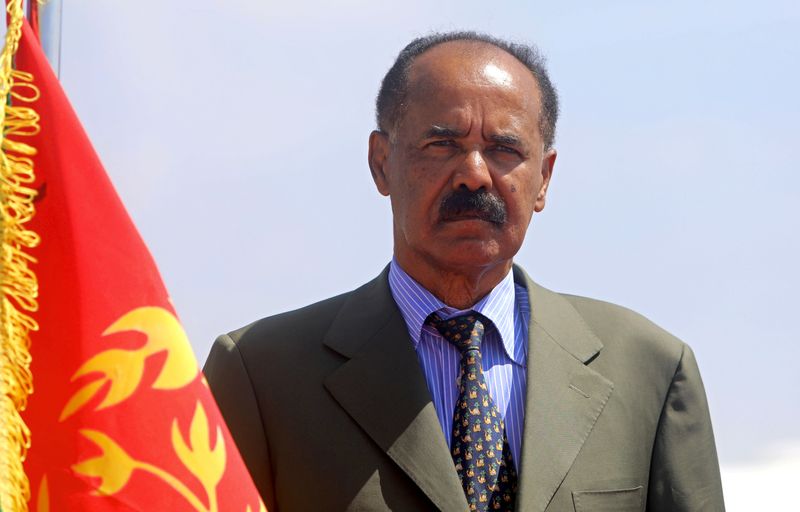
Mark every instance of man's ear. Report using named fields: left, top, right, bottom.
left=534, top=148, right=557, bottom=212
left=368, top=130, right=391, bottom=196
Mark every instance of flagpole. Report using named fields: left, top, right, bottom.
left=26, top=0, right=61, bottom=77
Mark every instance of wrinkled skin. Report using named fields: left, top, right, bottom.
left=369, top=41, right=556, bottom=308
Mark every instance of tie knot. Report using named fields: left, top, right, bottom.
left=426, top=312, right=488, bottom=353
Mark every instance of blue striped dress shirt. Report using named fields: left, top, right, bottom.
left=388, top=259, right=530, bottom=469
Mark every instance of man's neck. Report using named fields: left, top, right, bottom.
left=394, top=255, right=513, bottom=310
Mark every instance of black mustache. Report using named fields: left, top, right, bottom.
left=439, top=187, right=507, bottom=225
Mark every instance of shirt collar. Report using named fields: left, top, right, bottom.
left=388, top=258, right=520, bottom=364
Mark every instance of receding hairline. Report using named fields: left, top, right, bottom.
left=375, top=32, right=559, bottom=148
left=402, top=40, right=545, bottom=109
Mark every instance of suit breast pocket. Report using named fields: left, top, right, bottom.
left=572, top=486, right=644, bottom=512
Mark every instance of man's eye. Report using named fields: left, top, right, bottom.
left=492, top=145, right=519, bottom=154
left=429, top=140, right=457, bottom=148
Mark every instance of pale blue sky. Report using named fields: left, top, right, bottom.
left=56, top=0, right=798, bottom=473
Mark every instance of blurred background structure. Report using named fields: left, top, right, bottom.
left=49, top=1, right=800, bottom=508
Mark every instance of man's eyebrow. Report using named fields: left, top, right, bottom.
left=422, top=126, right=526, bottom=148
left=424, top=125, right=466, bottom=139
left=489, top=133, right=524, bottom=147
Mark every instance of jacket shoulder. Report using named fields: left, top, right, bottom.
left=559, top=293, right=687, bottom=367
left=226, top=290, right=351, bottom=353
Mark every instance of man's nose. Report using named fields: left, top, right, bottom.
left=453, top=150, right=492, bottom=191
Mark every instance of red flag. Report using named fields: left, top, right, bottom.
left=15, top=20, right=265, bottom=511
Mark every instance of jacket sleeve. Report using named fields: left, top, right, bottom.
left=203, top=334, right=277, bottom=512
left=647, top=343, right=725, bottom=511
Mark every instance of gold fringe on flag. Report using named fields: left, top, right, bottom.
left=0, top=1, right=41, bottom=511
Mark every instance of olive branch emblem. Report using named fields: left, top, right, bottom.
left=58, top=307, right=265, bottom=511
left=60, top=307, right=198, bottom=421
left=72, top=402, right=247, bottom=512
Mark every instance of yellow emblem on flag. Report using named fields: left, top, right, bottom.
left=60, top=306, right=198, bottom=421
left=74, top=402, right=229, bottom=512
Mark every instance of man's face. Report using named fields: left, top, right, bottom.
left=369, top=41, right=556, bottom=278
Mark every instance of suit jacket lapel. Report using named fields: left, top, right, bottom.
left=513, top=266, right=615, bottom=512
left=322, top=268, right=468, bottom=512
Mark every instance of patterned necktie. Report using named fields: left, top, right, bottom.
left=427, top=312, right=518, bottom=512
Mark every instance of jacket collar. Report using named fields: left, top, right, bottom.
left=322, top=265, right=614, bottom=512
left=512, top=265, right=614, bottom=512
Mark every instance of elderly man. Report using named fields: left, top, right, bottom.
left=204, top=32, right=725, bottom=512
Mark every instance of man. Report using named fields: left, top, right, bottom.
left=204, top=32, right=725, bottom=511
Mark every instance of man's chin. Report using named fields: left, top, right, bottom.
left=426, top=239, right=510, bottom=270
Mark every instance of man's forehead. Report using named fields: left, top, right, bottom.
left=395, top=42, right=542, bottom=137
left=406, top=41, right=537, bottom=93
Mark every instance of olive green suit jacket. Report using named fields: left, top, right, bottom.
left=203, top=266, right=724, bottom=511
